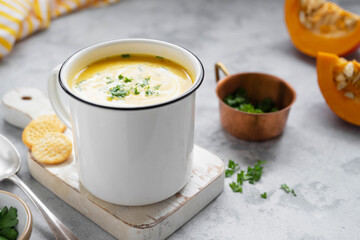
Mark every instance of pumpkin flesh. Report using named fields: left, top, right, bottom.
left=317, top=52, right=360, bottom=126
left=285, top=0, right=360, bottom=57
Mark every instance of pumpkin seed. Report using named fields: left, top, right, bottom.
left=343, top=62, right=354, bottom=78
left=337, top=81, right=347, bottom=91
left=335, top=73, right=345, bottom=82
left=299, top=0, right=358, bottom=37
left=344, top=91, right=355, bottom=99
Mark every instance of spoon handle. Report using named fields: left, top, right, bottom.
left=9, top=175, right=79, bottom=240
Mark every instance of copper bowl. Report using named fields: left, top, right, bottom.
left=215, top=62, right=296, bottom=141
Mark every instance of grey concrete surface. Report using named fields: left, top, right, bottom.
left=1, top=0, right=360, bottom=239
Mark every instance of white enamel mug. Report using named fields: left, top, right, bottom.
left=48, top=39, right=204, bottom=206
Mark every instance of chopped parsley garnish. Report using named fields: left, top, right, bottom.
left=105, top=74, right=161, bottom=101
left=121, top=54, right=130, bottom=58
left=243, top=160, right=266, bottom=184
left=226, top=160, right=266, bottom=193
left=0, top=206, right=19, bottom=240
left=141, top=77, right=150, bottom=87
left=280, top=184, right=297, bottom=197
left=223, top=88, right=278, bottom=113
left=109, top=85, right=129, bottom=98
left=225, top=159, right=297, bottom=200
left=237, top=170, right=245, bottom=185
left=229, top=182, right=243, bottom=193
left=133, top=87, right=140, bottom=95
left=145, top=89, right=154, bottom=96
left=156, top=56, right=164, bottom=60
left=124, top=77, right=132, bottom=83
left=225, top=159, right=240, bottom=177
left=260, top=192, right=267, bottom=199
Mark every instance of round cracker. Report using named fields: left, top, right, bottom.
left=35, top=114, right=66, bottom=132
left=32, top=132, right=72, bottom=165
left=22, top=119, right=62, bottom=148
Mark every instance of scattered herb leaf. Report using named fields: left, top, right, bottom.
left=118, top=74, right=124, bottom=80
left=260, top=192, right=267, bottom=199
left=229, top=182, right=243, bottom=193
left=280, top=184, right=297, bottom=197
left=156, top=56, right=164, bottom=60
left=237, top=170, right=245, bottom=185
left=225, top=160, right=240, bottom=178
left=243, top=160, right=266, bottom=184
left=121, top=54, right=130, bottom=58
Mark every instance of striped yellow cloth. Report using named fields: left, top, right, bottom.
left=0, top=0, right=118, bottom=58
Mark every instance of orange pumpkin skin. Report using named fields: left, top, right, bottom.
left=285, top=0, right=360, bottom=58
left=317, top=52, right=360, bottom=126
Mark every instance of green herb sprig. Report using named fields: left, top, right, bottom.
left=280, top=184, right=297, bottom=197
left=229, top=182, right=243, bottom=193
left=243, top=160, right=266, bottom=184
left=225, top=160, right=240, bottom=177
left=0, top=206, right=19, bottom=240
left=226, top=160, right=266, bottom=193
left=223, top=88, right=278, bottom=113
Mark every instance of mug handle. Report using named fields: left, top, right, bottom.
left=48, top=65, right=72, bottom=129
left=215, top=62, right=230, bottom=83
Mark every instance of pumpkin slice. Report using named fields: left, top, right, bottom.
left=317, top=52, right=360, bottom=126
left=285, top=0, right=360, bottom=57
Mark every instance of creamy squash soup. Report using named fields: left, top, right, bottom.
left=70, top=54, right=193, bottom=106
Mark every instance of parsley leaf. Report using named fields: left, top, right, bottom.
left=260, top=192, right=267, bottom=199
left=124, top=77, right=132, bottom=83
left=280, top=184, right=297, bottom=197
left=0, top=206, right=18, bottom=240
left=118, top=74, right=124, bottom=80
left=225, top=169, right=235, bottom=178
left=121, top=54, right=130, bottom=58
left=145, top=89, right=154, bottom=96
left=223, top=88, right=278, bottom=113
left=225, top=160, right=240, bottom=178
left=243, top=160, right=266, bottom=184
left=133, top=87, right=140, bottom=95
left=0, top=228, right=18, bottom=240
left=237, top=170, right=245, bottom=185
left=141, top=77, right=150, bottom=87
left=229, top=182, right=243, bottom=193
left=0, top=207, right=18, bottom=229
left=109, top=85, right=129, bottom=98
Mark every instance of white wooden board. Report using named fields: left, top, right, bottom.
left=28, top=145, right=224, bottom=240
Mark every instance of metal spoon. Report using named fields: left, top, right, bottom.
left=0, top=134, right=79, bottom=240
